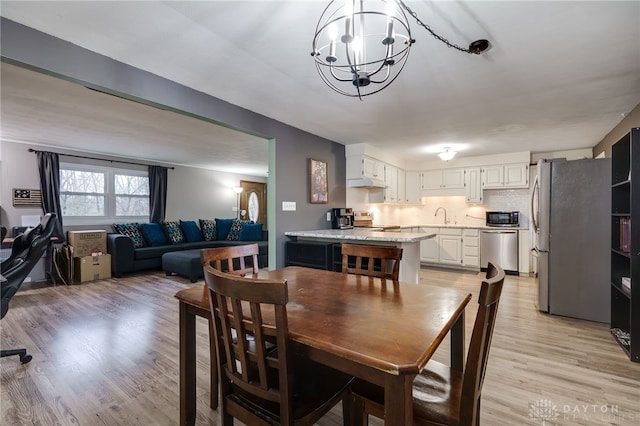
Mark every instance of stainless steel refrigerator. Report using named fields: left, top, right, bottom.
left=530, top=158, right=611, bottom=323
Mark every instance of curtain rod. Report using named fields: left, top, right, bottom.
left=28, top=149, right=175, bottom=169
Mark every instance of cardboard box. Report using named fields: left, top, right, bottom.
left=74, top=254, right=111, bottom=283
left=67, top=230, right=107, bottom=257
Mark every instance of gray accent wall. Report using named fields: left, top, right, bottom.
left=1, top=18, right=347, bottom=269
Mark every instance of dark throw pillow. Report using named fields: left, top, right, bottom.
left=226, top=219, right=254, bottom=241
left=180, top=220, right=203, bottom=242
left=199, top=219, right=217, bottom=241
left=239, top=223, right=263, bottom=241
left=140, top=222, right=169, bottom=246
left=113, top=223, right=146, bottom=248
left=163, top=221, right=185, bottom=244
left=215, top=218, right=235, bottom=241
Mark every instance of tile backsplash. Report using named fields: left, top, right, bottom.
left=348, top=187, right=530, bottom=228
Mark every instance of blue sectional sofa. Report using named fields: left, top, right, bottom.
left=107, top=218, right=267, bottom=278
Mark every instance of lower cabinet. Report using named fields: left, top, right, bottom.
left=462, top=229, right=480, bottom=267
left=518, top=229, right=530, bottom=274
left=420, top=227, right=481, bottom=270
left=419, top=227, right=439, bottom=263
left=439, top=228, right=463, bottom=265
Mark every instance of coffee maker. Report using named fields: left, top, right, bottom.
left=331, top=208, right=354, bottom=229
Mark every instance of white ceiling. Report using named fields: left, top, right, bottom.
left=1, top=1, right=639, bottom=173
left=0, top=62, right=270, bottom=175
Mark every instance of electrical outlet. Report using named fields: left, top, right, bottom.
left=327, top=212, right=331, bottom=221
left=282, top=201, right=296, bottom=211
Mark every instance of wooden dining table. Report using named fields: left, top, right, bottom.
left=175, top=266, right=472, bottom=426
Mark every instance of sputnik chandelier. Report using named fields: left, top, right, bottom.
left=311, top=0, right=489, bottom=100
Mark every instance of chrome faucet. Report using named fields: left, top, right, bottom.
left=435, top=207, right=449, bottom=224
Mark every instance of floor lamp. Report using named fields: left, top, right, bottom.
left=233, top=187, right=243, bottom=219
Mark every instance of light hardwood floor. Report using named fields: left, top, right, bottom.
left=1, top=268, right=639, bottom=425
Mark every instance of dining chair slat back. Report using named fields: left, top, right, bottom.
left=200, top=243, right=259, bottom=277
left=349, top=261, right=506, bottom=426
left=203, top=265, right=354, bottom=425
left=341, top=243, right=403, bottom=281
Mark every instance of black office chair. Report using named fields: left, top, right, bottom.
left=1, top=213, right=57, bottom=364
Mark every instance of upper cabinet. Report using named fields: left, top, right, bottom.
left=405, top=171, right=422, bottom=204
left=421, top=168, right=465, bottom=190
left=482, top=163, right=529, bottom=189
left=363, top=156, right=386, bottom=181
left=346, top=155, right=386, bottom=181
left=465, top=167, right=482, bottom=203
left=384, top=164, right=398, bottom=203
left=346, top=144, right=530, bottom=205
left=397, top=169, right=406, bottom=203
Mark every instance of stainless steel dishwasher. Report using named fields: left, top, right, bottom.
left=480, top=229, right=518, bottom=274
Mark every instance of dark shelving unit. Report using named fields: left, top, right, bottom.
left=285, top=240, right=336, bottom=271
left=610, top=128, right=640, bottom=362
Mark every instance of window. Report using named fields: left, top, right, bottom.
left=60, top=163, right=149, bottom=224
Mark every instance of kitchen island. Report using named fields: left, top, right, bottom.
left=284, top=228, right=435, bottom=284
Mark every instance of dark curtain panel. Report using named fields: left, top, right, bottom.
left=36, top=151, right=65, bottom=241
left=149, top=165, right=168, bottom=223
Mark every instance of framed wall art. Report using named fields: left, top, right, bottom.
left=309, top=158, right=328, bottom=204
left=12, top=188, right=42, bottom=207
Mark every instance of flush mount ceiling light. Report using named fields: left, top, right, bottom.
left=438, top=147, right=457, bottom=161
left=311, top=0, right=490, bottom=100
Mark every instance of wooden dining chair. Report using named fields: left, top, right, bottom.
left=200, top=243, right=260, bottom=277
left=199, top=243, right=260, bottom=409
left=341, top=243, right=403, bottom=281
left=348, top=262, right=506, bottom=426
left=203, top=265, right=354, bottom=425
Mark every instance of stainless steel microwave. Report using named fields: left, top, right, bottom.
left=486, top=211, right=519, bottom=227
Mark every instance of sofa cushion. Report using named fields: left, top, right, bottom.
left=226, top=219, right=253, bottom=241
left=199, top=219, right=217, bottom=241
left=180, top=220, right=203, bottom=242
left=113, top=223, right=146, bottom=248
left=141, top=222, right=169, bottom=246
left=134, top=244, right=179, bottom=260
left=163, top=221, right=185, bottom=244
left=240, top=223, right=263, bottom=241
left=215, top=218, right=235, bottom=240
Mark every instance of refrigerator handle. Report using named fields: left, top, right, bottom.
left=530, top=173, right=539, bottom=234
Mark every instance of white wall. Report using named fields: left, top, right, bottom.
left=166, top=166, right=265, bottom=221
left=0, top=141, right=44, bottom=230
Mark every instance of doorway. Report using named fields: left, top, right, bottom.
left=239, top=180, right=267, bottom=229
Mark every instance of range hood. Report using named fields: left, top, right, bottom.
left=347, top=178, right=387, bottom=189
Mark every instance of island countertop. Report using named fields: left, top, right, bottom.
left=284, top=228, right=435, bottom=243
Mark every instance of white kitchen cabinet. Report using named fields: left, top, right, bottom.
left=405, top=171, right=422, bottom=203
left=419, top=227, right=439, bottom=263
left=384, top=164, right=398, bottom=203
left=504, top=163, right=529, bottom=187
left=464, top=167, right=483, bottom=203
left=482, top=163, right=529, bottom=189
left=397, top=169, right=406, bottom=203
left=363, top=156, right=386, bottom=180
left=439, top=228, right=463, bottom=265
left=421, top=170, right=444, bottom=190
left=481, top=165, right=504, bottom=188
left=518, top=229, right=530, bottom=274
left=347, top=155, right=387, bottom=181
left=421, top=169, right=465, bottom=190
left=419, top=226, right=483, bottom=270
left=462, top=228, right=480, bottom=267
